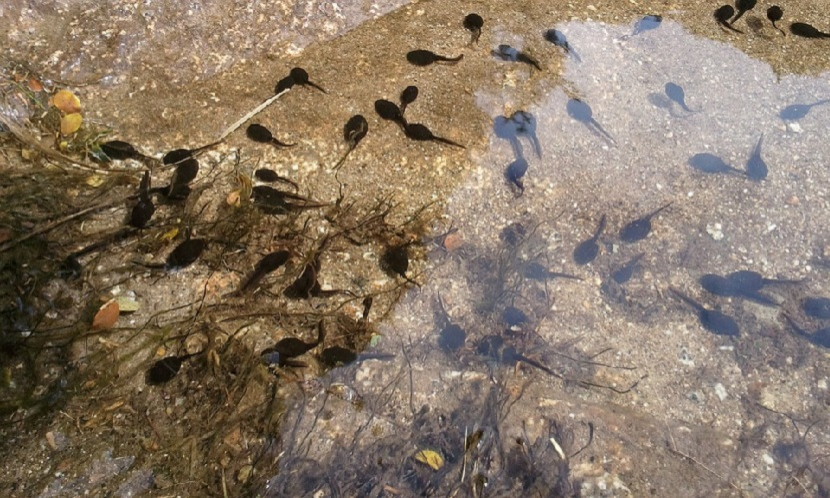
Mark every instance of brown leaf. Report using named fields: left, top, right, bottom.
left=28, top=77, right=44, bottom=92
left=52, top=89, right=81, bottom=113
left=91, top=299, right=119, bottom=330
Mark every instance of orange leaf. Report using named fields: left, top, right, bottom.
left=52, top=89, right=81, bottom=113
left=28, top=77, right=44, bottom=92
left=92, top=300, right=119, bottom=330
left=60, top=113, right=82, bottom=136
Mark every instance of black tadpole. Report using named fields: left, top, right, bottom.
left=399, top=86, right=419, bottom=115
left=288, top=67, right=327, bottom=93
left=100, top=140, right=147, bottom=161
left=631, top=14, right=662, bottom=37
left=374, top=99, right=407, bottom=130
left=262, top=322, right=325, bottom=366
left=254, top=168, right=299, bottom=190
left=665, top=83, right=694, bottom=113
left=129, top=170, right=155, bottom=229
left=381, top=243, right=419, bottom=286
left=790, top=22, right=830, bottom=38
left=505, top=157, right=529, bottom=195
left=767, top=6, right=785, bottom=35
left=566, top=98, right=615, bottom=144
left=544, top=29, right=581, bottom=62
left=492, top=44, right=541, bottom=71
left=803, top=297, right=830, bottom=319
left=779, top=99, right=830, bottom=120
left=165, top=238, right=208, bottom=270
left=573, top=214, right=606, bottom=265
left=783, top=315, right=830, bottom=349
left=619, top=203, right=672, bottom=243
left=334, top=114, right=369, bottom=170
left=611, top=253, right=645, bottom=284
left=670, top=287, right=740, bottom=337
left=406, top=49, right=463, bottom=66
left=730, top=0, right=757, bottom=26
left=463, top=13, right=483, bottom=44
left=237, top=250, right=291, bottom=294
left=524, top=261, right=582, bottom=282
left=246, top=123, right=296, bottom=147
left=714, top=5, right=743, bottom=33
left=146, top=352, right=202, bottom=385
left=162, top=140, right=222, bottom=165
left=404, top=123, right=465, bottom=148
left=688, top=153, right=746, bottom=176
left=436, top=293, right=466, bottom=352
left=745, top=134, right=768, bottom=181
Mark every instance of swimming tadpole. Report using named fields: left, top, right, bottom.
left=789, top=22, right=830, bottom=38
left=766, top=6, right=785, bottom=35
left=664, top=83, right=695, bottom=113
left=714, top=5, right=743, bottom=33
left=374, top=99, right=407, bottom=130
left=783, top=315, right=830, bottom=349
left=236, top=249, right=291, bottom=295
left=165, top=238, right=208, bottom=270
left=146, top=351, right=202, bottom=385
left=436, top=294, right=466, bottom=353
left=803, top=297, right=830, bottom=319
left=492, top=44, right=541, bottom=71
left=729, top=0, right=757, bottom=26
left=100, top=140, right=149, bottom=161
left=505, top=157, right=529, bottom=195
left=404, top=123, right=465, bottom=148
left=523, top=261, right=582, bottom=282
left=128, top=170, right=155, bottom=229
left=463, top=13, right=484, bottom=44
left=566, top=98, right=615, bottom=144
left=779, top=99, right=830, bottom=120
left=406, top=49, right=463, bottom=66
left=246, top=123, right=296, bottom=147
left=261, top=321, right=325, bottom=366
left=254, top=168, right=299, bottom=190
left=745, top=134, right=768, bottom=181
left=381, top=243, right=419, bottom=286
left=611, top=253, right=645, bottom=284
left=399, top=86, right=419, bottom=115
left=543, top=29, right=581, bottom=62
left=688, top=153, right=746, bottom=176
left=630, top=14, right=662, bottom=37
left=618, top=202, right=672, bottom=243
left=573, top=214, right=606, bottom=265
left=162, top=140, right=222, bottom=165
left=334, top=114, right=369, bottom=170
left=670, top=287, right=740, bottom=337
left=288, top=67, right=327, bottom=93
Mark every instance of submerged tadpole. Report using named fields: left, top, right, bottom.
left=573, top=214, right=606, bottom=265
left=463, top=13, right=484, bottom=44
left=406, top=50, right=463, bottom=66
left=492, top=44, right=541, bottom=70
left=246, top=123, right=296, bottom=147
left=334, top=114, right=369, bottom=170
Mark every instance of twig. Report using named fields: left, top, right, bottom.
left=217, top=88, right=290, bottom=141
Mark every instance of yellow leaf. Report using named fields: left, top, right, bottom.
left=52, top=89, right=81, bottom=113
left=91, top=299, right=119, bottom=330
left=60, top=113, right=82, bottom=136
left=115, top=296, right=140, bottom=313
left=226, top=189, right=241, bottom=207
left=414, top=449, right=444, bottom=470
left=160, top=228, right=179, bottom=241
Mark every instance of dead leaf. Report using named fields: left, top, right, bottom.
left=103, top=400, right=125, bottom=412
left=442, top=232, right=463, bottom=251
left=91, top=299, right=119, bottom=330
left=115, top=296, right=140, bottom=313
left=28, top=77, right=44, bottom=92
left=52, top=89, right=81, bottom=113
left=159, top=228, right=179, bottom=242
left=414, top=449, right=444, bottom=470
left=45, top=431, right=58, bottom=450
left=237, top=464, right=253, bottom=484
left=85, top=174, right=104, bottom=187
left=226, top=189, right=241, bottom=206
left=60, top=113, right=82, bottom=136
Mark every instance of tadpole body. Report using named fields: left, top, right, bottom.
left=746, top=134, right=768, bottom=181
left=730, top=0, right=757, bottom=25
left=544, top=29, right=581, bottom=62
left=165, top=238, right=208, bottom=270
left=665, top=83, right=694, bottom=112
left=688, top=153, right=746, bottom=176
left=146, top=352, right=201, bottom=385
left=505, top=157, right=529, bottom=195
left=246, top=123, right=296, bottom=147
left=261, top=322, right=325, bottom=366
left=129, top=170, right=155, bottom=229
left=406, top=50, right=463, bottom=66
left=767, top=6, right=785, bottom=35
left=374, top=99, right=406, bottom=130
left=399, top=86, right=419, bottom=115
left=619, top=203, right=671, bottom=243
left=101, top=140, right=146, bottom=161
left=779, top=100, right=830, bottom=120
left=404, top=123, right=465, bottom=148
left=631, top=14, right=662, bottom=37
left=492, top=44, right=541, bottom=70
left=162, top=141, right=221, bottom=165
left=789, top=22, right=830, bottom=38
left=611, top=253, right=645, bottom=284
left=334, top=114, right=369, bottom=170
left=238, top=250, right=291, bottom=294
left=715, top=5, right=743, bottom=33
left=566, top=98, right=615, bottom=144
left=463, top=13, right=484, bottom=44
left=288, top=67, right=327, bottom=93
left=573, top=214, right=606, bottom=265
left=670, top=288, right=740, bottom=337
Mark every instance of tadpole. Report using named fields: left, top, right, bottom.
left=165, top=238, right=208, bottom=270
left=573, top=214, right=606, bottom=265
left=803, top=297, right=830, bottom=319
left=789, top=22, right=830, bottom=38
left=261, top=321, right=325, bottom=366
left=730, top=0, right=757, bottom=25
left=463, top=13, right=484, bottom=44
left=745, top=134, right=768, bottom=181
left=505, top=157, right=529, bottom=195
left=319, top=346, right=357, bottom=368
left=688, top=153, right=746, bottom=176
left=566, top=98, right=615, bottom=144
left=611, top=253, right=645, bottom=284
left=374, top=99, right=407, bottom=130
left=333, top=114, right=369, bottom=170
left=146, top=352, right=202, bottom=385
left=779, top=99, right=830, bottom=120
left=544, top=29, right=581, bottom=62
left=726, top=270, right=799, bottom=292
left=288, top=67, right=327, bottom=93
left=128, top=170, right=155, bottom=229
left=404, top=123, right=465, bottom=148
left=251, top=185, right=327, bottom=215
left=665, top=83, right=694, bottom=112
left=406, top=50, right=463, bottom=66
left=501, top=346, right=557, bottom=376
left=670, top=287, right=740, bottom=337
left=237, top=250, right=291, bottom=294
left=523, top=261, right=582, bottom=281
left=100, top=140, right=147, bottom=161
left=492, top=44, right=541, bottom=71
left=162, top=141, right=222, bottom=165
left=767, top=6, right=785, bottom=35
left=714, top=5, right=743, bottom=33
left=630, top=14, right=663, bottom=37
left=254, top=168, right=299, bottom=190
left=381, top=243, right=418, bottom=286
left=783, top=315, right=830, bottom=349
left=618, top=203, right=671, bottom=243
left=502, top=306, right=529, bottom=329
left=400, top=86, right=419, bottom=115
left=166, top=158, right=199, bottom=196
left=246, top=123, right=296, bottom=147
left=436, top=294, right=466, bottom=352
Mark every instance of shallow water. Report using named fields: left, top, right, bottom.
left=2, top=1, right=830, bottom=496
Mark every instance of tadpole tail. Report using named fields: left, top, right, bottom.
left=516, top=353, right=556, bottom=376
left=592, top=214, right=608, bottom=240
left=305, top=81, right=328, bottom=94
left=433, top=136, right=466, bottom=148
left=270, top=138, right=297, bottom=148
left=719, top=20, right=744, bottom=33
left=590, top=119, right=616, bottom=145
left=470, top=30, right=481, bottom=44
left=548, top=272, right=583, bottom=281
left=437, top=54, right=464, bottom=64
left=669, top=287, right=705, bottom=312
left=730, top=10, right=747, bottom=25
left=333, top=147, right=354, bottom=171
left=772, top=22, right=786, bottom=36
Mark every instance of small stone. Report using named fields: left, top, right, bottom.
left=787, top=122, right=803, bottom=133
left=786, top=196, right=800, bottom=206
left=714, top=383, right=728, bottom=401
left=706, top=223, right=724, bottom=241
